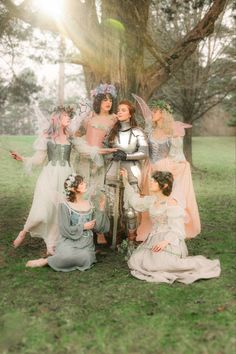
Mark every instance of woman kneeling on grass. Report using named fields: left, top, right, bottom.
left=120, top=169, right=221, bottom=284
left=26, top=174, right=110, bottom=271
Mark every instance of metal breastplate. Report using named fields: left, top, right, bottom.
left=114, top=129, right=140, bottom=154
left=47, top=141, right=71, bottom=166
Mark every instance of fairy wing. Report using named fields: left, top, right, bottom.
left=69, top=97, right=92, bottom=135
left=132, top=94, right=152, bottom=133
left=173, top=121, right=192, bottom=137
left=33, top=105, right=50, bottom=134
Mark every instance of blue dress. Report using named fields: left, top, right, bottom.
left=47, top=202, right=110, bottom=272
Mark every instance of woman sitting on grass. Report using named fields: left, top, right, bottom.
left=120, top=169, right=221, bottom=284
left=26, top=174, right=110, bottom=271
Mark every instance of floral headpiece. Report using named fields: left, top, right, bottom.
left=52, top=105, right=76, bottom=119
left=91, top=84, right=117, bottom=98
left=64, top=173, right=77, bottom=197
left=149, top=99, right=173, bottom=114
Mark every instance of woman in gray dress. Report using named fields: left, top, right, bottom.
left=26, top=174, right=110, bottom=271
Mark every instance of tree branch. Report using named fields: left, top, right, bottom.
left=142, top=0, right=228, bottom=99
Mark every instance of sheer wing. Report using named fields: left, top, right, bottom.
left=69, top=97, right=92, bottom=135
left=132, top=93, right=152, bottom=133
left=173, top=121, right=192, bottom=137
left=33, top=105, right=50, bottom=134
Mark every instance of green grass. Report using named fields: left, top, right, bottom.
left=0, top=136, right=235, bottom=354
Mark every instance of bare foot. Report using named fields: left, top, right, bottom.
left=46, top=245, right=55, bottom=256
left=26, top=258, right=48, bottom=268
left=97, top=233, right=107, bottom=245
left=13, top=230, right=26, bottom=248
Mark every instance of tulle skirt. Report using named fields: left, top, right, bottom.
left=24, top=161, right=72, bottom=249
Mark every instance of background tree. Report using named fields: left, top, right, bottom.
left=1, top=0, right=228, bottom=99
left=146, top=1, right=235, bottom=163
left=0, top=69, right=41, bottom=134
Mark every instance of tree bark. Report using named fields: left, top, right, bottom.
left=183, top=127, right=193, bottom=165
left=2, top=0, right=228, bottom=99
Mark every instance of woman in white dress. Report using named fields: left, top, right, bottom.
left=121, top=169, right=221, bottom=284
left=11, top=106, right=77, bottom=255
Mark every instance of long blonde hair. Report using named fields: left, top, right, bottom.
left=152, top=109, right=174, bottom=136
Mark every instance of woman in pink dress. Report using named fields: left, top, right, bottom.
left=74, top=84, right=118, bottom=244
left=74, top=84, right=117, bottom=186
left=133, top=96, right=201, bottom=242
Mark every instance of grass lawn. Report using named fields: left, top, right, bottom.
left=0, top=136, right=235, bottom=354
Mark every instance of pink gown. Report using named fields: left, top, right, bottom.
left=74, top=113, right=117, bottom=189
left=137, top=133, right=201, bottom=241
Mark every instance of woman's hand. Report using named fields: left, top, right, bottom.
left=84, top=219, right=96, bottom=230
left=99, top=148, right=118, bottom=155
left=151, top=240, right=169, bottom=252
left=10, top=151, right=23, bottom=161
left=120, top=168, right=128, bottom=179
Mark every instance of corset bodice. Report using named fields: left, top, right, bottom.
left=47, top=141, right=71, bottom=166
left=148, top=136, right=171, bottom=163
left=70, top=207, right=94, bottom=237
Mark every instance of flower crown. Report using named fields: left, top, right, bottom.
left=91, top=84, right=117, bottom=98
left=149, top=99, right=173, bottom=114
left=64, top=173, right=77, bottom=197
left=52, top=105, right=76, bottom=118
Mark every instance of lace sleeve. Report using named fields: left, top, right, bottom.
left=22, top=136, right=48, bottom=173
left=123, top=178, right=153, bottom=212
left=169, top=137, right=186, bottom=162
left=72, top=137, right=103, bottom=167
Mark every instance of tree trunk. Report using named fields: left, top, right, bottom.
left=183, top=127, right=193, bottom=165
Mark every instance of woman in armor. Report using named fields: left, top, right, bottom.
left=104, top=100, right=148, bottom=247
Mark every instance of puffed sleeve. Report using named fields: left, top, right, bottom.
left=22, top=135, right=48, bottom=173
left=169, top=137, right=186, bottom=162
left=58, top=203, right=84, bottom=240
left=72, top=137, right=103, bottom=167
left=166, top=205, right=186, bottom=244
left=123, top=178, right=154, bottom=212
left=93, top=210, right=110, bottom=233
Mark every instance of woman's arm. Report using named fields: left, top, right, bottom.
left=58, top=203, right=94, bottom=240
left=11, top=136, right=47, bottom=172
left=121, top=169, right=152, bottom=212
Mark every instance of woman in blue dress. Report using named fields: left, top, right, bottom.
left=26, top=174, right=110, bottom=271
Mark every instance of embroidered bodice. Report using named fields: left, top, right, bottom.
left=85, top=114, right=117, bottom=147
left=148, top=135, right=171, bottom=163
left=124, top=179, right=186, bottom=241
left=47, top=141, right=71, bottom=166
left=68, top=204, right=94, bottom=238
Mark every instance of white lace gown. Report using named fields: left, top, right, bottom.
left=22, top=136, right=76, bottom=250
left=124, top=180, right=221, bottom=284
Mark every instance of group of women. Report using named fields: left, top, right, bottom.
left=11, top=83, right=221, bottom=284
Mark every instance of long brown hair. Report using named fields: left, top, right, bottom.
left=107, top=100, right=137, bottom=145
